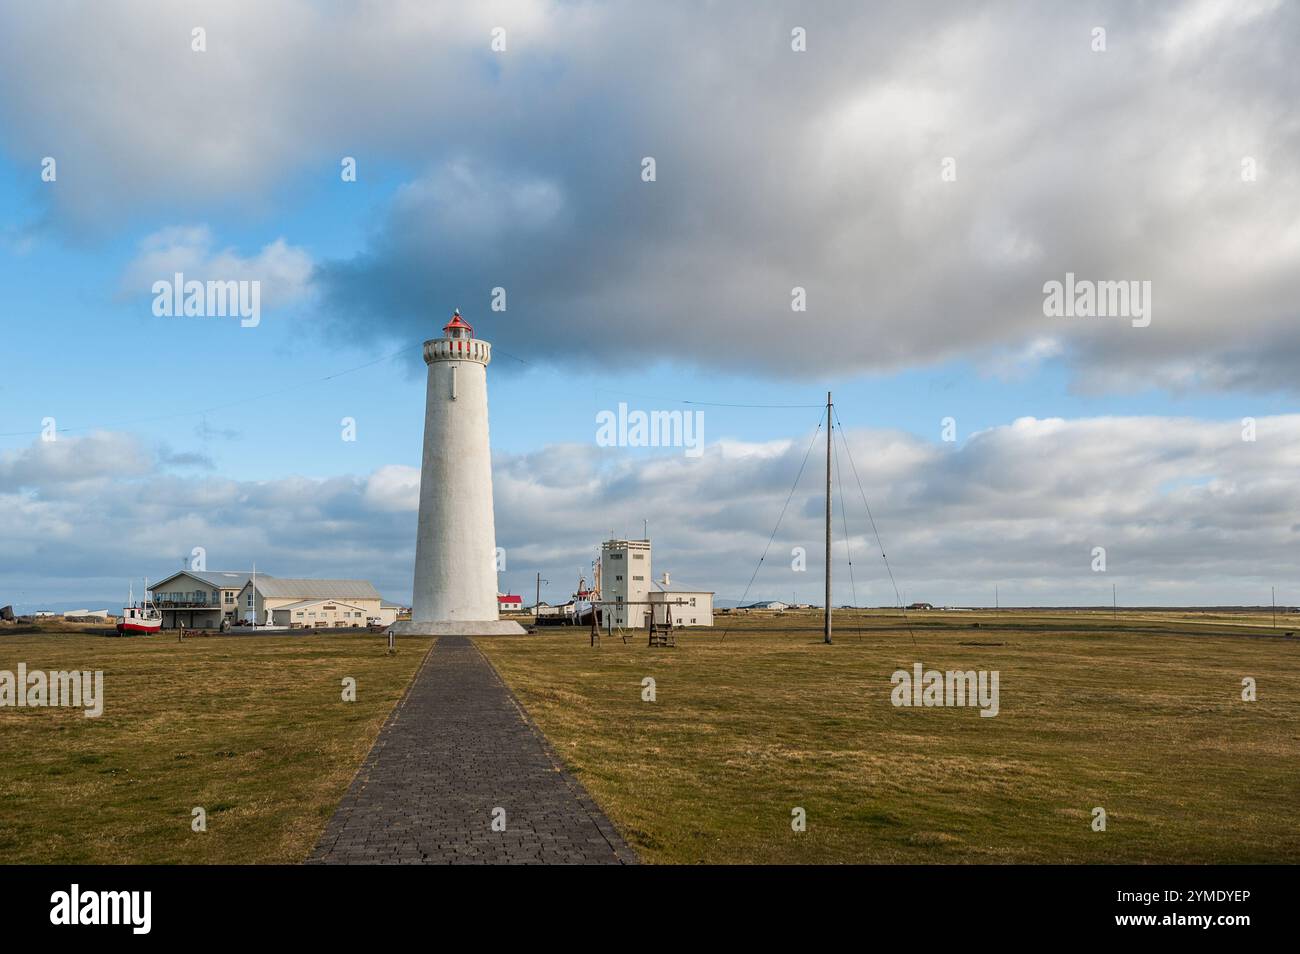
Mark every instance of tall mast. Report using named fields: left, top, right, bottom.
left=824, top=391, right=833, bottom=645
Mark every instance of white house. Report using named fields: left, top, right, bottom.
left=497, top=594, right=524, bottom=613
left=649, top=573, right=714, bottom=627
left=237, top=577, right=385, bottom=628
left=149, top=570, right=253, bottom=629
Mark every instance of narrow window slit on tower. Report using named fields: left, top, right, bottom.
left=451, top=364, right=458, bottom=400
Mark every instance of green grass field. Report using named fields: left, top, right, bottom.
left=479, top=610, right=1300, bottom=864
left=0, top=629, right=431, bottom=863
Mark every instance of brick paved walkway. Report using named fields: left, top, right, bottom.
left=309, top=635, right=636, bottom=864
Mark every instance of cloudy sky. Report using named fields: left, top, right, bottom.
left=2, top=0, right=1297, bottom=610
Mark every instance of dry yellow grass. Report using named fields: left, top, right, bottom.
left=3, top=610, right=1296, bottom=865
left=0, top=629, right=432, bottom=863
left=479, top=610, right=1300, bottom=864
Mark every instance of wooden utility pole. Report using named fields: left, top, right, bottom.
left=1272, top=586, right=1276, bottom=628
left=534, top=573, right=549, bottom=625
left=824, top=391, right=833, bottom=645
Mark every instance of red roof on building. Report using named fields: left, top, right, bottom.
left=498, top=594, right=522, bottom=602
left=443, top=309, right=473, bottom=336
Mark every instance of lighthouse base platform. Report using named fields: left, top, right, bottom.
left=389, top=619, right=528, bottom=637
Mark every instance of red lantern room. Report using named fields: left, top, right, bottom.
left=443, top=308, right=474, bottom=341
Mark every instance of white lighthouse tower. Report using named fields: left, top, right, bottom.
left=392, top=309, right=525, bottom=636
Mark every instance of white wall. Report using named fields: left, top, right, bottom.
left=601, top=539, right=652, bottom=627
left=651, top=592, right=714, bottom=627
left=410, top=341, right=501, bottom=623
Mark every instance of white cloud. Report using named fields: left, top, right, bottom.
left=6, top=415, right=1298, bottom=609
left=0, top=431, right=153, bottom=491
left=120, top=225, right=314, bottom=310
left=363, top=464, right=420, bottom=513
left=1157, top=0, right=1283, bottom=61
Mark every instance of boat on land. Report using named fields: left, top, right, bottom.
left=533, top=571, right=602, bottom=627
left=117, top=580, right=162, bottom=635
left=533, top=601, right=602, bottom=627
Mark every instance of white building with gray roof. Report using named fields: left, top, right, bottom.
left=236, top=577, right=392, bottom=628
left=149, top=571, right=397, bottom=629
left=648, top=572, right=714, bottom=627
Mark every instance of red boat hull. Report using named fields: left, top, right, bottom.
left=117, top=621, right=162, bottom=635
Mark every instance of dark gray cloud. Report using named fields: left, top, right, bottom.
left=2, top=2, right=1297, bottom=390
left=306, top=1, right=1300, bottom=391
